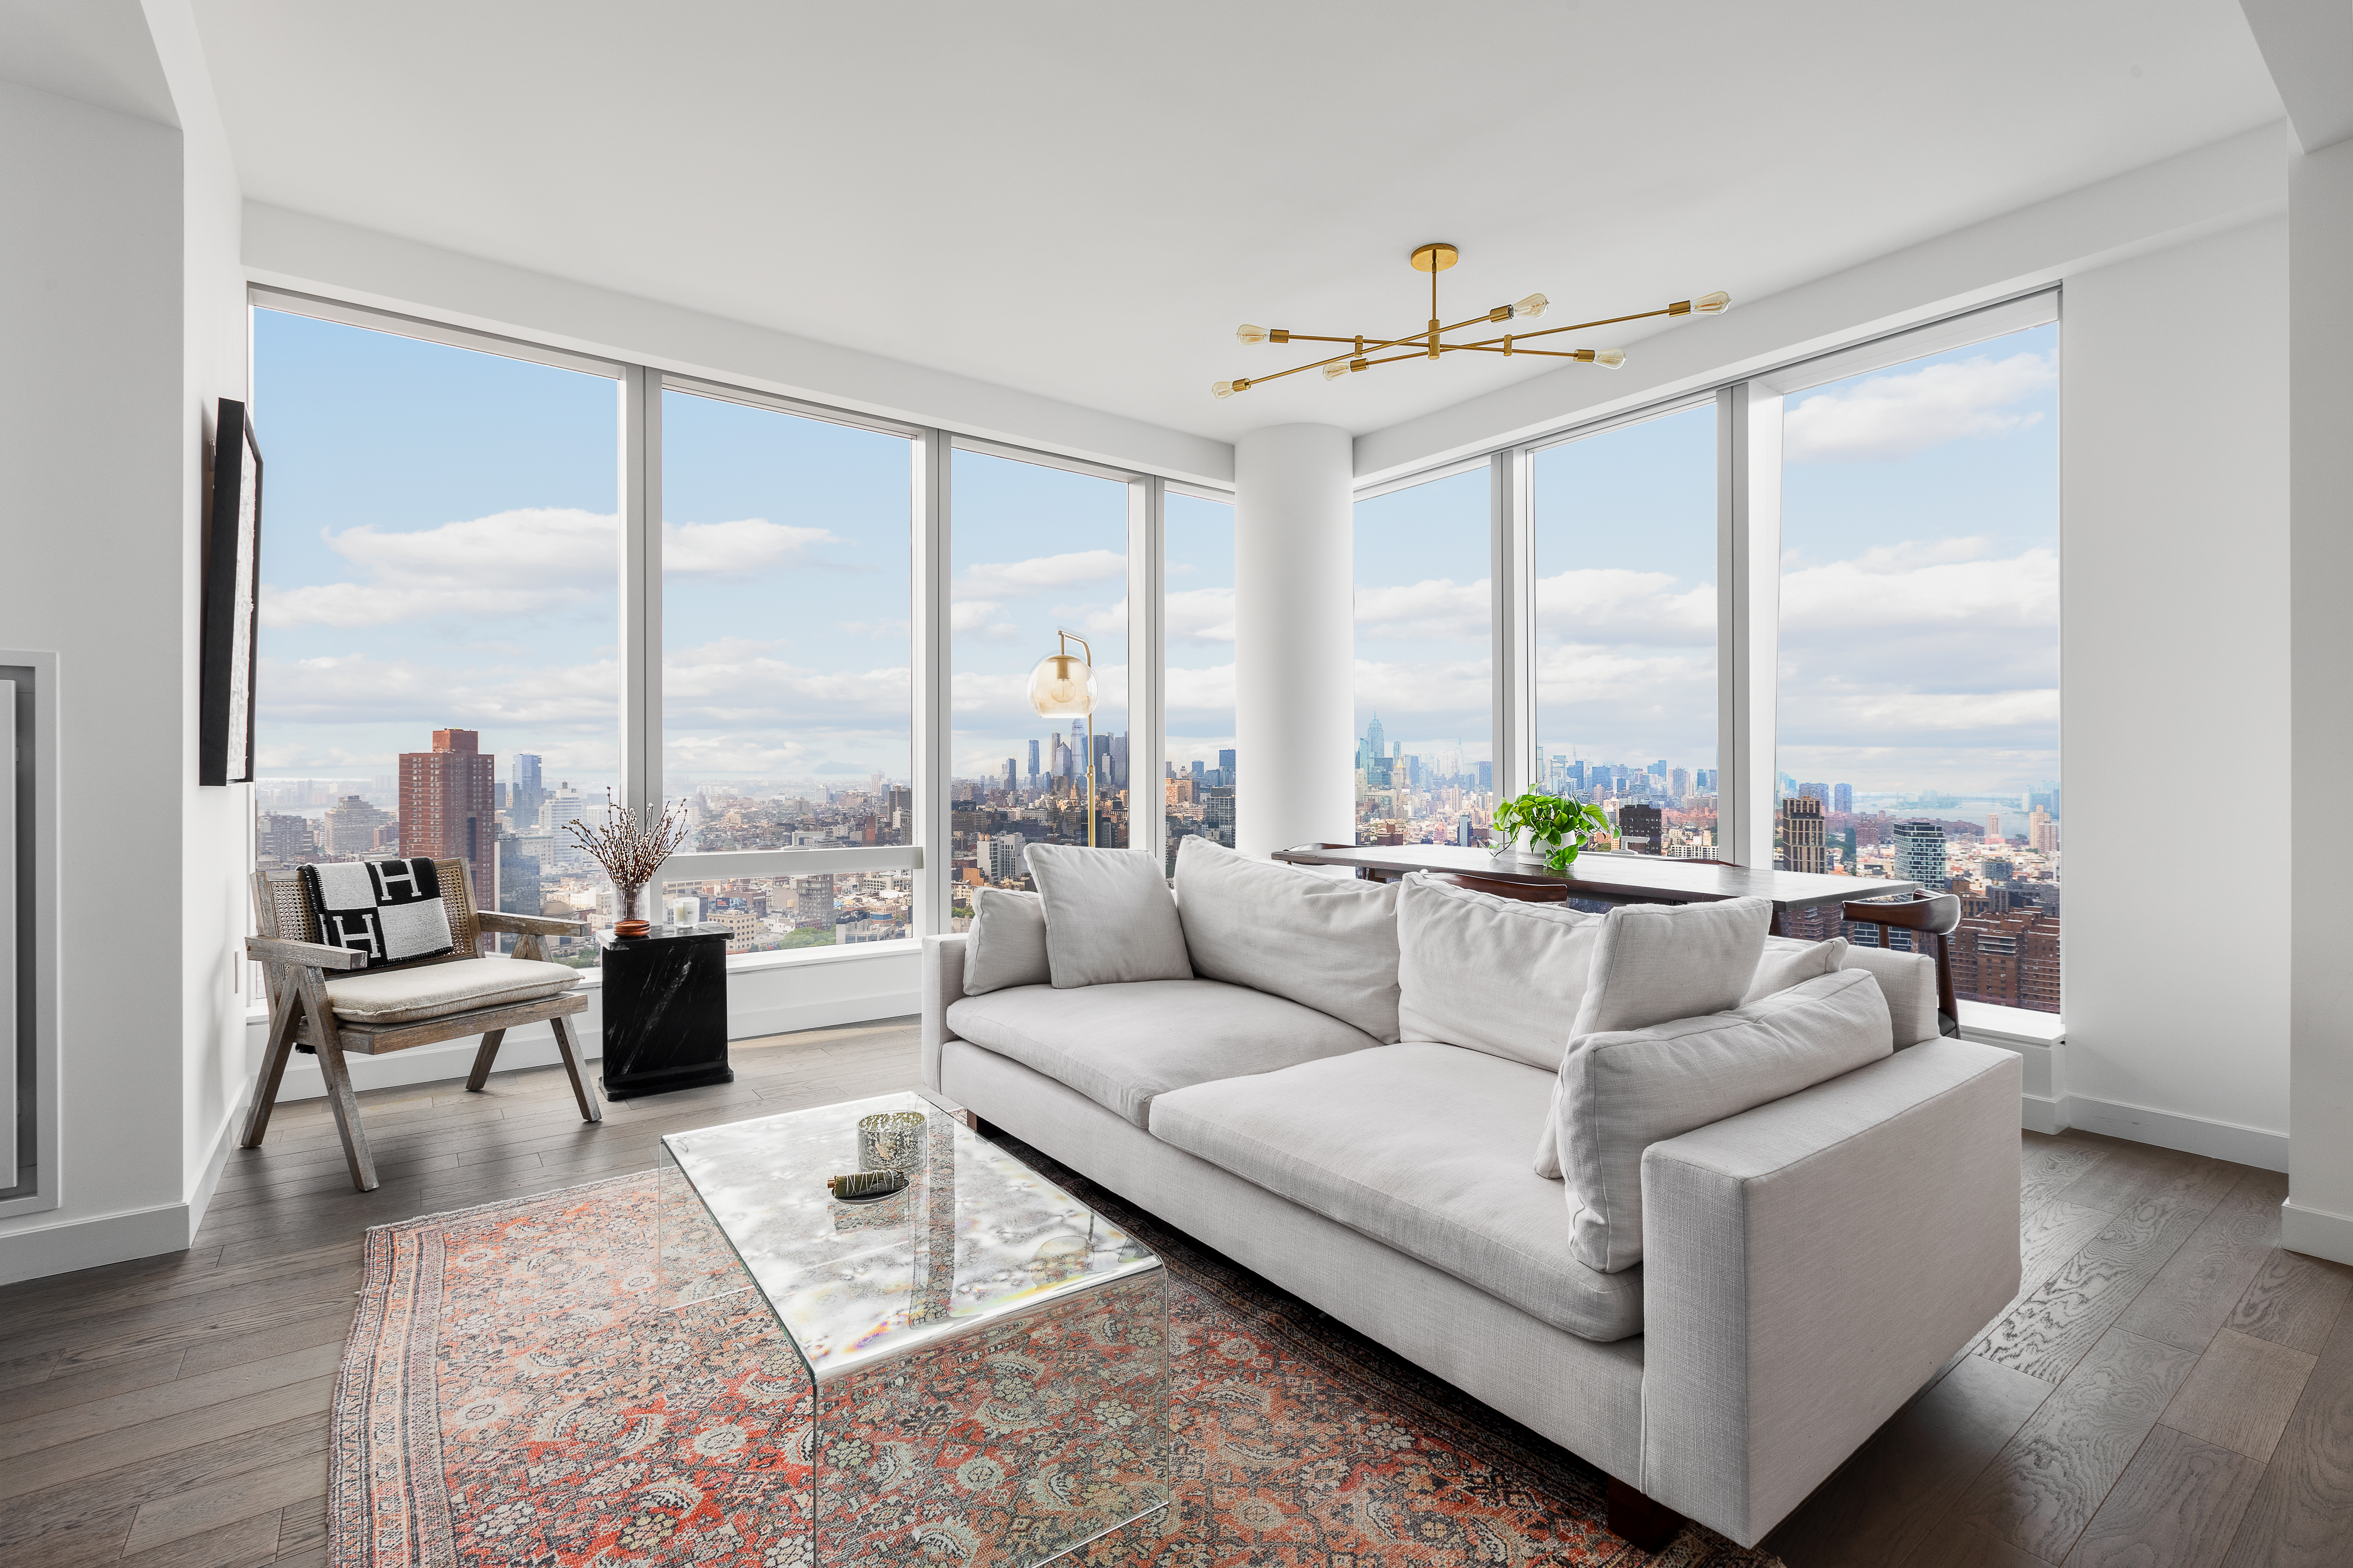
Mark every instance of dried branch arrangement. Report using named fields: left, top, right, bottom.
left=562, top=790, right=692, bottom=920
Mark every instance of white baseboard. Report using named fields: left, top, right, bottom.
left=2282, top=1198, right=2353, bottom=1267
left=2060, top=1094, right=2290, bottom=1173
left=0, top=1200, right=193, bottom=1286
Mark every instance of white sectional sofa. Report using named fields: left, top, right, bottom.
left=921, top=840, right=2021, bottom=1549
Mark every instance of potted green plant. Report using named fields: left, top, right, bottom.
left=1491, top=791, right=1613, bottom=871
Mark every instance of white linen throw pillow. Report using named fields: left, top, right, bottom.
left=1174, top=837, right=1400, bottom=1041
left=1740, top=934, right=1852, bottom=1006
left=1024, top=844, right=1193, bottom=987
left=1558, top=968, right=1894, bottom=1272
left=961, top=887, right=1051, bottom=994
left=1533, top=895, right=1772, bottom=1177
left=1395, top=874, right=1600, bottom=1068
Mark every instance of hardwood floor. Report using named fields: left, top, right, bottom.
left=3, top=1035, right=2349, bottom=1568
left=0, top=1020, right=922, bottom=1568
left=1767, top=1130, right=2353, bottom=1568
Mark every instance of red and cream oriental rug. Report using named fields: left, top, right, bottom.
left=330, top=1141, right=1780, bottom=1568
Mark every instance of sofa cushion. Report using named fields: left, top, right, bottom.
left=945, top=978, right=1377, bottom=1127
left=1024, top=845, right=1193, bottom=987
left=1174, top=838, right=1400, bottom=1041
left=1840, top=943, right=1940, bottom=1047
left=1148, top=1043, right=1645, bottom=1342
left=323, top=956, right=579, bottom=1024
left=962, top=887, right=1050, bottom=994
left=1534, top=895, right=1774, bottom=1177
left=1559, top=968, right=1894, bottom=1273
left=1742, top=934, right=1851, bottom=1006
left=1396, top=873, right=1600, bottom=1069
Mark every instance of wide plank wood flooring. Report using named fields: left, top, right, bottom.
left=3, top=1028, right=2349, bottom=1568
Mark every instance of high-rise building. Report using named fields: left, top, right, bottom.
left=494, top=827, right=543, bottom=944
left=1798, top=782, right=1829, bottom=805
left=979, top=833, right=1026, bottom=884
left=1026, top=738, right=1040, bottom=786
left=322, top=794, right=393, bottom=856
left=1365, top=712, right=1386, bottom=760
left=2030, top=807, right=2058, bottom=854
left=1218, top=747, right=1235, bottom=780
left=1892, top=819, right=1950, bottom=891
left=1477, top=760, right=1493, bottom=794
left=401, top=728, right=497, bottom=906
left=1619, top=802, right=1664, bottom=855
left=1782, top=795, right=1827, bottom=874
left=1986, top=813, right=2006, bottom=842
left=1696, top=768, right=1715, bottom=793
left=256, top=810, right=318, bottom=864
left=1833, top=782, right=1853, bottom=815
left=1669, top=767, right=1691, bottom=801
left=512, top=752, right=544, bottom=824
left=1203, top=786, right=1235, bottom=848
left=793, top=873, right=837, bottom=928
left=1002, top=759, right=1016, bottom=794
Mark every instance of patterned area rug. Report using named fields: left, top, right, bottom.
left=331, top=1140, right=1780, bottom=1568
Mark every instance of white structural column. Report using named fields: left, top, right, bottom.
left=2285, top=136, right=2353, bottom=1266
left=1233, top=424, right=1355, bottom=857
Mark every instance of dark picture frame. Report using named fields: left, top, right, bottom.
left=199, top=398, right=263, bottom=786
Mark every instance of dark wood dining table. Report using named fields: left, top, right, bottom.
left=1270, top=843, right=1920, bottom=931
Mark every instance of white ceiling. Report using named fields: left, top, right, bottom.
left=188, top=0, right=2281, bottom=444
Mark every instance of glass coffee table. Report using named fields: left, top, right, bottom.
left=656, top=1092, right=1169, bottom=1567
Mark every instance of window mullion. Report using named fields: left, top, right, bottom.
left=1130, top=475, right=1167, bottom=870
left=912, top=429, right=953, bottom=934
left=1490, top=448, right=1534, bottom=802
left=1717, top=384, right=1782, bottom=868
left=620, top=366, right=662, bottom=827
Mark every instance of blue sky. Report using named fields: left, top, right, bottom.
left=254, top=307, right=2056, bottom=807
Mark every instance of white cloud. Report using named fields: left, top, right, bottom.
left=1166, top=662, right=1234, bottom=715
left=263, top=508, right=840, bottom=628
left=1165, top=586, right=1234, bottom=645
left=1783, top=351, right=2054, bottom=462
left=1354, top=577, right=1489, bottom=644
left=958, top=549, right=1126, bottom=599
left=1535, top=568, right=1714, bottom=647
left=1781, top=546, right=2058, bottom=638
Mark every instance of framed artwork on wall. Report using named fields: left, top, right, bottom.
left=200, top=398, right=263, bottom=786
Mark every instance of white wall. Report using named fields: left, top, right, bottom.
left=2060, top=217, right=2290, bottom=1167
left=0, top=76, right=197, bottom=1282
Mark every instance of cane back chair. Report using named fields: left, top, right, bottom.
left=244, top=859, right=599, bottom=1191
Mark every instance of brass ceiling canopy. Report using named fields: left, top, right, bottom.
left=1216, top=243, right=1728, bottom=399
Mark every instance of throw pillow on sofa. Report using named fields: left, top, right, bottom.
left=1024, top=844, right=1193, bottom=987
left=1740, top=933, right=1852, bottom=1005
left=1396, top=873, right=1599, bottom=1068
left=962, top=887, right=1051, bottom=994
left=1533, top=895, right=1773, bottom=1177
left=1174, top=837, right=1400, bottom=1041
left=1557, top=967, right=1895, bottom=1272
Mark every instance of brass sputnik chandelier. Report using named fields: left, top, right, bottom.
left=1213, top=241, right=1729, bottom=399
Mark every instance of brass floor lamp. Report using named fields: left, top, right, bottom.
left=1026, top=630, right=1098, bottom=846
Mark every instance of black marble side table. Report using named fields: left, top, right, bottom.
left=597, top=923, right=733, bottom=1099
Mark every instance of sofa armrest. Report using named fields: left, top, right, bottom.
left=922, top=935, right=969, bottom=1090
left=1637, top=1038, right=2021, bottom=1547
left=1839, top=944, right=1939, bottom=1047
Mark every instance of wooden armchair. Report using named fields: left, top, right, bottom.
left=1842, top=892, right=1964, bottom=1038
left=244, top=859, right=600, bottom=1191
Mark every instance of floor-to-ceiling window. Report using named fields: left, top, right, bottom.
left=951, top=448, right=1131, bottom=909
left=1352, top=466, right=1492, bottom=846
left=1775, top=316, right=2060, bottom=1009
left=1163, top=489, right=1234, bottom=872
left=1531, top=401, right=1718, bottom=857
left=250, top=307, right=620, bottom=967
left=657, top=388, right=915, bottom=950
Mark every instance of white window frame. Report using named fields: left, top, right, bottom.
left=246, top=288, right=1189, bottom=965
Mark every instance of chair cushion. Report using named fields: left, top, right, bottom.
left=944, top=978, right=1378, bottom=1127
left=1741, top=934, right=1851, bottom=1006
left=324, top=956, right=581, bottom=1024
left=1174, top=838, right=1402, bottom=1042
left=1148, top=1044, right=1645, bottom=1342
left=1023, top=845, right=1193, bottom=987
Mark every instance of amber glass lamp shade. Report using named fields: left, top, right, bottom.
left=1026, top=652, right=1097, bottom=717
